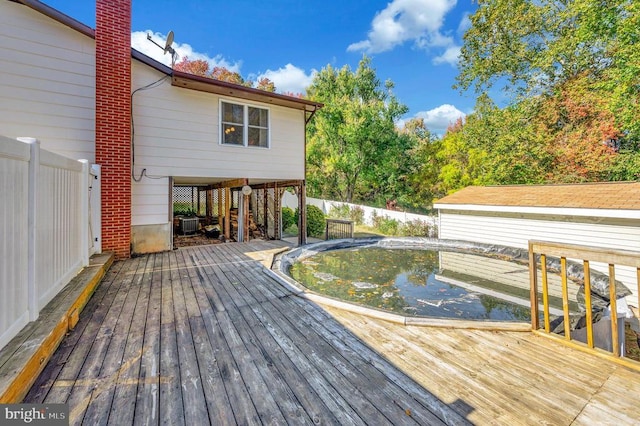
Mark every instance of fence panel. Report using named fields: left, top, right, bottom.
left=36, top=149, right=84, bottom=310
left=282, top=193, right=437, bottom=229
left=0, top=136, right=92, bottom=351
left=0, top=136, right=30, bottom=350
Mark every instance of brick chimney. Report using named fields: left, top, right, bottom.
left=95, top=0, right=132, bottom=259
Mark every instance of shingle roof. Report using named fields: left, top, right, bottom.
left=434, top=182, right=640, bottom=210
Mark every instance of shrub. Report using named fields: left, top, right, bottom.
left=173, top=202, right=196, bottom=216
left=281, top=207, right=296, bottom=231
left=371, top=212, right=399, bottom=236
left=328, top=203, right=365, bottom=225
left=348, top=205, right=365, bottom=225
left=297, top=204, right=326, bottom=238
left=328, top=203, right=351, bottom=219
left=398, top=219, right=433, bottom=237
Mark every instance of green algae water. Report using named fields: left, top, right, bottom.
left=289, top=247, right=532, bottom=321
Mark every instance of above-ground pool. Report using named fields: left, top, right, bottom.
left=278, top=238, right=603, bottom=323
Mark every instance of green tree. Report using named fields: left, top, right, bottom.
left=306, top=56, right=409, bottom=204
left=457, top=0, right=624, bottom=97
left=453, top=0, right=639, bottom=185
left=402, top=118, right=444, bottom=208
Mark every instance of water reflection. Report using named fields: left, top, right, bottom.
left=289, top=247, right=544, bottom=322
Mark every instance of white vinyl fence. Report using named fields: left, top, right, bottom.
left=0, top=136, right=100, bottom=350
left=283, top=192, right=437, bottom=229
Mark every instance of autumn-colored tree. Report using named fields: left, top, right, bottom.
left=255, top=78, right=276, bottom=92
left=174, top=57, right=209, bottom=76
left=209, top=66, right=250, bottom=86
left=445, top=0, right=640, bottom=189
left=173, top=57, right=276, bottom=92
left=533, top=75, right=620, bottom=182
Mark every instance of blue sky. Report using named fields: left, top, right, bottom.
left=44, top=0, right=478, bottom=134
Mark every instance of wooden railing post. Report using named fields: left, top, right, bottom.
left=528, top=241, right=539, bottom=331
left=609, top=264, right=619, bottom=357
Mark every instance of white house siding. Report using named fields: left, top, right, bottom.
left=130, top=62, right=306, bottom=252
left=0, top=2, right=95, bottom=161
left=438, top=209, right=640, bottom=306
left=131, top=62, right=305, bottom=181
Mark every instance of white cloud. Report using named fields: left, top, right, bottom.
left=433, top=45, right=461, bottom=66
left=347, top=0, right=457, bottom=54
left=457, top=13, right=472, bottom=35
left=131, top=30, right=241, bottom=73
left=415, top=104, right=466, bottom=133
left=256, top=64, right=316, bottom=95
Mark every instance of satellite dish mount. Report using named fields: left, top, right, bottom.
left=147, top=30, right=177, bottom=67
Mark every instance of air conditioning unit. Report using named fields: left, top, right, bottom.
left=179, top=217, right=199, bottom=235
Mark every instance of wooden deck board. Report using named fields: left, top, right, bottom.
left=24, top=241, right=640, bottom=425
left=23, top=260, right=127, bottom=404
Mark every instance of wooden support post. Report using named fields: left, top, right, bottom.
left=274, top=183, right=280, bottom=240
left=217, top=188, right=222, bottom=223
left=263, top=185, right=269, bottom=239
left=243, top=192, right=250, bottom=242
left=224, top=187, right=231, bottom=240
left=298, top=181, right=307, bottom=246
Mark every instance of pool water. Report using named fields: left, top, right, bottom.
left=289, top=247, right=533, bottom=321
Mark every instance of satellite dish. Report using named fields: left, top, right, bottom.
left=164, top=31, right=174, bottom=54
left=147, top=30, right=178, bottom=68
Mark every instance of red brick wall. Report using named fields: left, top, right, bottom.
left=96, top=0, right=132, bottom=259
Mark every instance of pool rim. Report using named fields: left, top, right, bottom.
left=269, top=237, right=535, bottom=332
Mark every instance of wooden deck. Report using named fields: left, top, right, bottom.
left=24, top=242, right=640, bottom=425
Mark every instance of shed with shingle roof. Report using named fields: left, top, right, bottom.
left=434, top=182, right=640, bottom=306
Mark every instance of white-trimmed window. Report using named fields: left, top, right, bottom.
left=220, top=100, right=270, bottom=148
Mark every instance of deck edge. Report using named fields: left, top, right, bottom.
left=0, top=252, right=115, bottom=403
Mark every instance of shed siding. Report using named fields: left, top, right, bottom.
left=0, top=2, right=95, bottom=161
left=439, top=210, right=640, bottom=304
left=131, top=62, right=305, bottom=180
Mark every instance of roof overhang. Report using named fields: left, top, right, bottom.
left=13, top=0, right=95, bottom=37
left=171, top=70, right=323, bottom=112
left=433, top=203, right=640, bottom=220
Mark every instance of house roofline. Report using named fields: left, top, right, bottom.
left=15, top=0, right=323, bottom=113
left=13, top=0, right=95, bottom=38
left=433, top=203, right=640, bottom=220
left=171, top=70, right=323, bottom=112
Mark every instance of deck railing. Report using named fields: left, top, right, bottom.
left=325, top=219, right=354, bottom=240
left=529, top=240, right=640, bottom=368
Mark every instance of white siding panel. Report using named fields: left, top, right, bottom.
left=439, top=210, right=640, bottom=304
left=132, top=178, right=170, bottom=226
left=132, top=62, right=306, bottom=181
left=0, top=2, right=95, bottom=161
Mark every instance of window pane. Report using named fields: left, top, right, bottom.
left=222, top=102, right=244, bottom=124
left=248, top=127, right=268, bottom=147
left=223, top=123, right=243, bottom=145
left=248, top=107, right=268, bottom=127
